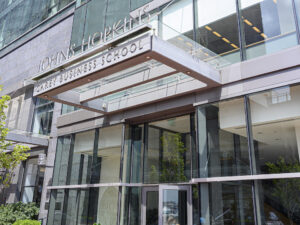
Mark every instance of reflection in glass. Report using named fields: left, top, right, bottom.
left=162, top=0, right=194, bottom=40
left=258, top=179, right=300, bottom=224
left=146, top=191, right=159, bottom=225
left=0, top=0, right=73, bottom=49
left=32, top=98, right=54, bottom=135
left=21, top=157, right=44, bottom=204
left=144, top=115, right=193, bottom=183
left=197, top=98, right=251, bottom=177
left=240, top=0, right=298, bottom=59
left=52, top=135, right=72, bottom=186
left=249, top=86, right=300, bottom=174
left=69, top=130, right=95, bottom=184
left=96, top=125, right=122, bottom=183
left=162, top=189, right=187, bottom=225
left=47, top=187, right=119, bottom=225
left=196, top=0, right=241, bottom=63
left=120, top=187, right=141, bottom=225
left=198, top=181, right=255, bottom=225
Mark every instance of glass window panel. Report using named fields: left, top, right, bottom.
left=32, top=99, right=54, bottom=135
left=83, top=0, right=106, bottom=44
left=52, top=136, right=72, bottom=186
left=162, top=0, right=194, bottom=40
left=197, top=181, right=255, bottom=225
left=59, top=0, right=73, bottom=9
left=23, top=158, right=38, bottom=186
left=120, top=187, right=142, bottom=225
left=131, top=125, right=144, bottom=183
left=105, top=0, right=130, bottom=28
left=257, top=179, right=300, bottom=224
left=61, top=104, right=80, bottom=114
left=197, top=98, right=251, bottom=177
left=96, top=187, right=119, bottom=225
left=0, top=0, right=71, bottom=50
left=47, top=189, right=66, bottom=225
left=21, top=187, right=35, bottom=203
left=69, top=130, right=95, bottom=184
left=162, top=189, right=187, bottom=225
left=249, top=85, right=300, bottom=174
left=70, top=4, right=87, bottom=50
left=196, top=0, right=241, bottom=63
left=97, top=125, right=122, bottom=183
left=240, top=0, right=298, bottom=59
left=145, top=115, right=192, bottom=183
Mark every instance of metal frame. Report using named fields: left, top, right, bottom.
left=141, top=186, right=158, bottom=225
left=158, top=184, right=192, bottom=225
left=47, top=172, right=300, bottom=189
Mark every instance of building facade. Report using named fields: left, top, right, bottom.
left=1, top=0, right=300, bottom=224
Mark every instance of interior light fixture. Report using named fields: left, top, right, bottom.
left=177, top=37, right=184, bottom=41
left=231, top=43, right=239, bottom=49
left=146, top=56, right=151, bottom=59
left=213, top=31, right=222, bottom=37
left=243, top=19, right=253, bottom=26
left=205, top=26, right=212, bottom=31
left=222, top=37, right=230, bottom=44
left=252, top=27, right=261, bottom=33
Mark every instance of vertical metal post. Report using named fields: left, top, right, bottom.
left=119, top=124, right=126, bottom=183
left=292, top=0, right=300, bottom=44
left=244, top=96, right=261, bottom=225
left=193, top=0, right=199, bottom=42
left=117, top=124, right=126, bottom=225
left=235, top=0, right=247, bottom=61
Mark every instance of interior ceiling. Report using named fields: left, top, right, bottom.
left=150, top=115, right=190, bottom=133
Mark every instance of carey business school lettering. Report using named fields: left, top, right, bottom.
left=34, top=37, right=151, bottom=96
left=38, top=5, right=152, bottom=73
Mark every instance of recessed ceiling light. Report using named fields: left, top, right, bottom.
left=146, top=56, right=151, bottom=59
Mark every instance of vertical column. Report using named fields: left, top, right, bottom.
left=244, top=96, right=262, bottom=225
left=197, top=107, right=210, bottom=225
left=38, top=102, right=62, bottom=224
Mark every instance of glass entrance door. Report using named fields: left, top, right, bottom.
left=142, top=185, right=192, bottom=225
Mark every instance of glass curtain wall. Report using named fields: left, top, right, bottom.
left=0, top=0, right=73, bottom=49
left=49, top=97, right=300, bottom=225
left=47, top=187, right=119, bottom=225
left=239, top=0, right=298, bottom=59
left=49, top=125, right=123, bottom=225
left=145, top=115, right=193, bottom=183
left=70, top=0, right=300, bottom=68
left=122, top=114, right=196, bottom=184
left=52, top=125, right=123, bottom=186
left=248, top=85, right=300, bottom=174
left=197, top=98, right=251, bottom=177
left=196, top=0, right=241, bottom=63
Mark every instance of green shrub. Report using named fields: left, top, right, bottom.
left=0, top=202, right=39, bottom=225
left=12, top=220, right=41, bottom=225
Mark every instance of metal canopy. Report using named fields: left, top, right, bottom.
left=33, top=34, right=221, bottom=114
